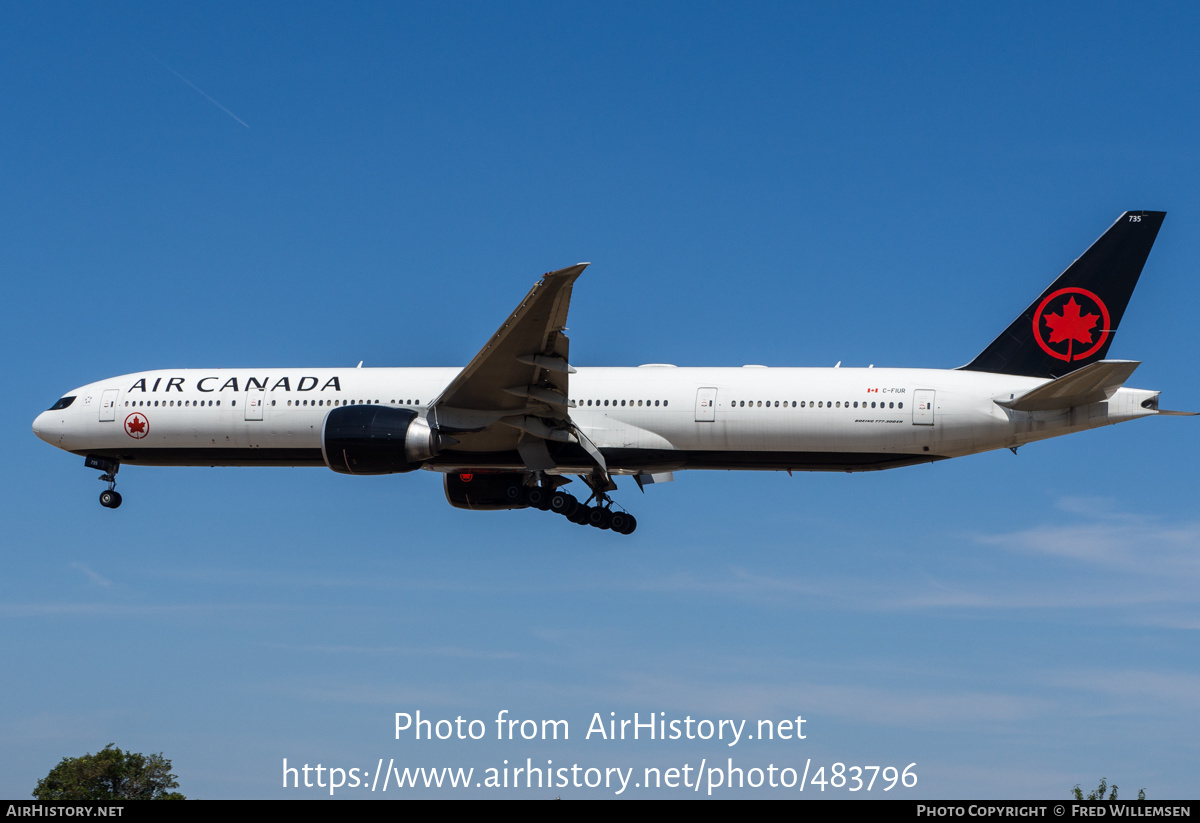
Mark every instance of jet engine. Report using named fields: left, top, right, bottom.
left=322, top=406, right=444, bottom=474
left=444, top=471, right=530, bottom=510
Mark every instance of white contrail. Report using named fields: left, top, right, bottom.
left=154, top=57, right=250, bottom=129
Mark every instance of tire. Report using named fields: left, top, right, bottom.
left=588, top=507, right=612, bottom=530
left=550, top=492, right=578, bottom=517
left=527, top=487, right=551, bottom=511
left=612, top=514, right=636, bottom=535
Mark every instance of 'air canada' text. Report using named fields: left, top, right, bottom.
left=127, top=376, right=343, bottom=393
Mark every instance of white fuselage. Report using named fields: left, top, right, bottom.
left=32, top=365, right=1160, bottom=474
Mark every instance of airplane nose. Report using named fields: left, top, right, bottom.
left=32, top=411, right=56, bottom=444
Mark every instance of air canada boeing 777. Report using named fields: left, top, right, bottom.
left=33, top=211, right=1191, bottom=534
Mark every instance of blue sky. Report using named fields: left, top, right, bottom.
left=4, top=2, right=1199, bottom=799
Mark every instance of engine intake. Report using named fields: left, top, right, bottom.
left=322, top=406, right=441, bottom=475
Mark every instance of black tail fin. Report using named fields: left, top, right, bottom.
left=960, top=211, right=1165, bottom=379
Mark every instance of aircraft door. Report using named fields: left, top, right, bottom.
left=695, top=387, right=718, bottom=422
left=913, top=390, right=935, bottom=425
left=245, top=393, right=265, bottom=421
left=99, top=389, right=118, bottom=422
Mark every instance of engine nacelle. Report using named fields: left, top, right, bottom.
left=322, top=406, right=440, bottom=475
left=444, top=471, right=530, bottom=510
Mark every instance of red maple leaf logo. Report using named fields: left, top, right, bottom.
left=1042, top=296, right=1099, bottom=346
left=1032, top=287, right=1111, bottom=363
left=125, top=414, right=147, bottom=438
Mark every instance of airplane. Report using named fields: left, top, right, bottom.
left=32, top=211, right=1191, bottom=535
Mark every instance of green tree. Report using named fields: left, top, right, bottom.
left=1072, top=777, right=1145, bottom=801
left=33, top=744, right=185, bottom=801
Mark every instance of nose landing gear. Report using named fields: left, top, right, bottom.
left=85, top=455, right=122, bottom=509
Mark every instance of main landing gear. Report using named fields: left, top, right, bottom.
left=85, top=455, right=122, bottom=509
left=512, top=480, right=637, bottom=535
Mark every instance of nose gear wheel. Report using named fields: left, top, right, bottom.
left=87, top=456, right=123, bottom=509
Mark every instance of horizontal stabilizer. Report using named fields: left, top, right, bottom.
left=1156, top=409, right=1199, bottom=416
left=996, top=360, right=1140, bottom=411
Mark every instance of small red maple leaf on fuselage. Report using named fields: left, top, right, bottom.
left=1043, top=296, right=1099, bottom=346
left=127, top=416, right=146, bottom=434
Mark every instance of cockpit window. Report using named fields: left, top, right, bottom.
left=47, top=396, right=76, bottom=411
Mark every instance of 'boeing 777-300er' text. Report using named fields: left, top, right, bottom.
left=33, top=211, right=1192, bottom=534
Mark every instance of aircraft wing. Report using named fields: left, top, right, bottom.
left=433, top=263, right=584, bottom=413
left=430, top=264, right=608, bottom=477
